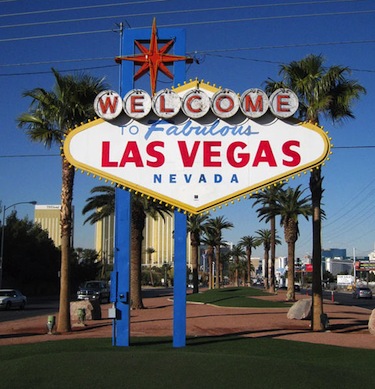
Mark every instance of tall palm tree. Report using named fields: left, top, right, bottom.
left=187, top=213, right=209, bottom=294
left=266, top=54, right=366, bottom=330
left=275, top=186, right=312, bottom=301
left=229, top=244, right=246, bottom=287
left=238, top=235, right=259, bottom=286
left=17, top=69, right=107, bottom=333
left=205, top=216, right=234, bottom=289
left=82, top=185, right=171, bottom=309
left=252, top=184, right=284, bottom=293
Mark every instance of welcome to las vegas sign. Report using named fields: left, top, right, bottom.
left=63, top=80, right=331, bottom=214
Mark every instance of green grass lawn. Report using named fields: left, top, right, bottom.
left=187, top=286, right=291, bottom=308
left=1, top=288, right=372, bottom=388
left=0, top=336, right=373, bottom=388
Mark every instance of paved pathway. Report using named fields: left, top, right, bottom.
left=0, top=289, right=374, bottom=349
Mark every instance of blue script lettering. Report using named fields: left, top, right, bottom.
left=144, top=119, right=257, bottom=140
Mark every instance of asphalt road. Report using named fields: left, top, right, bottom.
left=0, top=287, right=373, bottom=323
left=0, top=297, right=59, bottom=323
left=321, top=289, right=375, bottom=310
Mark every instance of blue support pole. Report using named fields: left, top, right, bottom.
left=112, top=22, right=189, bottom=347
left=173, top=210, right=187, bottom=347
left=112, top=188, right=131, bottom=346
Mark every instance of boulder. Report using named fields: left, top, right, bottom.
left=368, top=309, right=375, bottom=335
left=70, top=300, right=102, bottom=321
left=287, top=298, right=312, bottom=320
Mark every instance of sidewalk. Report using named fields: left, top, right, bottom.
left=0, top=289, right=374, bottom=349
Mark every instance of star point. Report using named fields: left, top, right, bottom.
left=115, top=18, right=193, bottom=95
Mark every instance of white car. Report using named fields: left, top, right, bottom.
left=0, top=289, right=27, bottom=310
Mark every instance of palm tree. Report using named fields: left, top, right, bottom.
left=229, top=244, right=246, bottom=287
left=255, top=229, right=271, bottom=290
left=82, top=185, right=171, bottom=309
left=238, top=235, right=259, bottom=286
left=252, top=184, right=284, bottom=293
left=201, top=229, right=216, bottom=290
left=275, top=186, right=312, bottom=301
left=205, top=216, right=234, bottom=289
left=187, top=214, right=209, bottom=294
left=255, top=229, right=281, bottom=290
left=17, top=69, right=107, bottom=333
left=266, top=54, right=366, bottom=330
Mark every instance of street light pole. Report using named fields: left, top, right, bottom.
left=0, top=201, right=37, bottom=288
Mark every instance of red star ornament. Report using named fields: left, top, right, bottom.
left=115, top=18, right=193, bottom=95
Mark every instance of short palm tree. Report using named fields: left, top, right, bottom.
left=255, top=229, right=281, bottom=290
left=266, top=54, right=366, bottom=330
left=201, top=229, right=216, bottom=290
left=17, top=69, right=107, bottom=333
left=82, top=185, right=171, bottom=309
left=205, top=216, right=233, bottom=289
left=274, top=185, right=312, bottom=301
left=187, top=214, right=209, bottom=294
left=238, top=235, right=259, bottom=286
left=252, top=183, right=284, bottom=293
left=229, top=244, right=246, bottom=287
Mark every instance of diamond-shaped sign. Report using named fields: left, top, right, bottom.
left=63, top=81, right=330, bottom=214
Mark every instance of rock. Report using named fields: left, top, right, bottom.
left=70, top=300, right=102, bottom=321
left=287, top=298, right=312, bottom=320
left=369, top=309, right=375, bottom=335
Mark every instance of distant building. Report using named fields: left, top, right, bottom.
left=34, top=205, right=62, bottom=247
left=323, top=257, right=353, bottom=276
left=322, top=248, right=347, bottom=259
left=95, top=214, right=115, bottom=266
left=95, top=212, right=192, bottom=268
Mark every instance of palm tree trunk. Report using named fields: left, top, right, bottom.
left=208, top=256, right=213, bottom=289
left=207, top=247, right=213, bottom=289
left=269, top=216, right=276, bottom=293
left=264, top=251, right=269, bottom=290
left=310, top=168, right=324, bottom=331
left=57, top=159, right=74, bottom=333
left=130, top=209, right=144, bottom=310
left=235, top=259, right=239, bottom=287
left=191, top=244, right=199, bottom=294
left=215, top=246, right=220, bottom=289
left=247, top=250, right=252, bottom=286
left=286, top=242, right=296, bottom=301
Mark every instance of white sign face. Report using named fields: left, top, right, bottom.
left=64, top=81, right=330, bottom=214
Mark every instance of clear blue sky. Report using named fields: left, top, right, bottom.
left=0, top=0, right=374, bottom=259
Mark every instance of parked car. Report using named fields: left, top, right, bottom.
left=77, top=281, right=110, bottom=303
left=352, top=287, right=372, bottom=299
left=0, top=289, right=27, bottom=310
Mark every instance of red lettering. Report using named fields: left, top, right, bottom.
left=101, top=141, right=118, bottom=167
left=159, top=94, right=174, bottom=113
left=146, top=141, right=165, bottom=167
left=178, top=141, right=200, bottom=167
left=253, top=141, right=277, bottom=167
left=203, top=141, right=221, bottom=167
left=130, top=95, right=145, bottom=113
left=277, top=95, right=290, bottom=112
left=282, top=140, right=301, bottom=166
left=186, top=95, right=202, bottom=113
left=215, top=96, right=234, bottom=113
left=244, top=94, right=263, bottom=112
left=99, top=96, right=119, bottom=114
left=227, top=142, right=249, bottom=167
left=119, top=141, right=143, bottom=167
